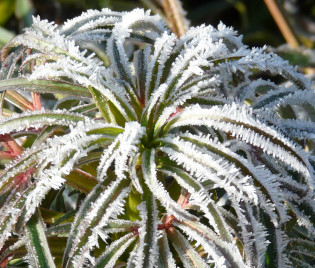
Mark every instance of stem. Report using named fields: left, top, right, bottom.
left=161, top=0, right=188, bottom=37
left=0, top=151, right=17, bottom=160
left=139, top=0, right=164, bottom=17
left=177, top=188, right=190, bottom=207
left=27, top=49, right=42, bottom=110
left=158, top=214, right=175, bottom=230
left=0, top=134, right=24, bottom=156
left=31, top=92, right=42, bottom=110
left=264, top=0, right=300, bottom=48
left=0, top=92, right=5, bottom=116
left=5, top=90, right=35, bottom=111
left=14, top=167, right=35, bottom=187
left=0, top=257, right=9, bottom=268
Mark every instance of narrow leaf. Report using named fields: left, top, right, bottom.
left=0, top=78, right=91, bottom=97
left=94, top=233, right=138, bottom=268
left=25, top=210, right=56, bottom=268
left=168, top=227, right=208, bottom=268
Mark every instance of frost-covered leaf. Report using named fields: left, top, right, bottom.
left=142, top=149, right=197, bottom=221
left=25, top=210, right=56, bottom=268
left=0, top=7, right=314, bottom=268
left=157, top=232, right=177, bottom=268
left=94, top=232, right=138, bottom=268
left=162, top=104, right=312, bottom=178
left=0, top=78, right=91, bottom=98
left=167, top=226, right=208, bottom=268
left=174, top=220, right=247, bottom=267
left=136, top=191, right=159, bottom=268
left=63, top=176, right=130, bottom=267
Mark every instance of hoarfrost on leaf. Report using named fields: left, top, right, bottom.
left=0, top=7, right=314, bottom=268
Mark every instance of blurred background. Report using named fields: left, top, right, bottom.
left=1, top=0, right=315, bottom=69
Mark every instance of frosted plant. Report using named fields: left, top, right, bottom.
left=0, top=8, right=314, bottom=268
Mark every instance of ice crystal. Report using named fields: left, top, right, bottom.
left=0, top=7, right=314, bottom=268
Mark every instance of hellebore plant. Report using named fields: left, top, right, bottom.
left=0, top=8, right=314, bottom=268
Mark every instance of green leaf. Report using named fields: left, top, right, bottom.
left=50, top=211, right=76, bottom=226
left=108, top=39, right=142, bottom=119
left=264, top=214, right=279, bottom=267
left=25, top=209, right=56, bottom=268
left=59, top=10, right=121, bottom=37
left=160, top=162, right=232, bottom=242
left=123, top=188, right=142, bottom=221
left=176, top=135, right=282, bottom=220
left=4, top=90, right=34, bottom=111
left=62, top=175, right=129, bottom=267
left=56, top=98, right=80, bottom=110
left=140, top=149, right=161, bottom=267
left=70, top=103, right=97, bottom=114
left=185, top=97, right=226, bottom=106
left=157, top=158, right=204, bottom=196
left=89, top=86, right=115, bottom=123
left=288, top=256, right=314, bottom=268
left=0, top=110, right=86, bottom=136
left=143, top=189, right=157, bottom=267
left=0, top=236, right=68, bottom=263
left=39, top=207, right=65, bottom=225
left=163, top=105, right=309, bottom=175
left=110, top=39, right=135, bottom=90
left=0, top=78, right=91, bottom=97
left=167, top=226, right=208, bottom=268
left=157, top=232, right=176, bottom=268
left=75, top=151, right=103, bottom=167
left=94, top=233, right=137, bottom=268
left=46, top=223, right=71, bottom=237
left=253, top=91, right=294, bottom=109
left=287, top=238, right=315, bottom=259
left=32, top=125, right=65, bottom=147
left=102, top=219, right=139, bottom=233
left=175, top=220, right=244, bottom=267
left=64, top=168, right=97, bottom=194
left=133, top=49, right=147, bottom=104
left=0, top=187, right=31, bottom=248
left=125, top=241, right=140, bottom=267
left=142, top=149, right=195, bottom=222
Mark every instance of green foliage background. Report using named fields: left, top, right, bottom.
left=1, top=0, right=315, bottom=47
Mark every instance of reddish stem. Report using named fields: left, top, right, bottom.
left=31, top=92, right=42, bottom=110
left=158, top=214, right=176, bottom=230
left=0, top=256, right=10, bottom=268
left=131, top=227, right=139, bottom=235
left=177, top=190, right=191, bottom=207
left=14, top=167, right=35, bottom=188
left=168, top=107, right=183, bottom=121
left=157, top=190, right=191, bottom=230
left=26, top=49, right=42, bottom=110
left=0, top=134, right=24, bottom=156
left=0, top=151, right=17, bottom=160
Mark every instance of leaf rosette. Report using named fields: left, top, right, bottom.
left=0, top=8, right=314, bottom=268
